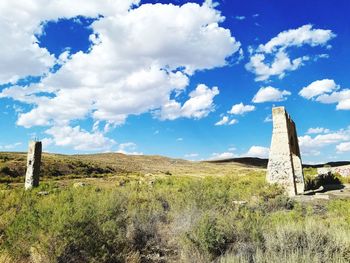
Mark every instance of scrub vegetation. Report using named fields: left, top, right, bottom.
left=0, top=152, right=349, bottom=262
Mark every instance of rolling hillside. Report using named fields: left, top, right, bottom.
left=0, top=152, right=262, bottom=184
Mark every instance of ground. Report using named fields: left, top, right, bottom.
left=0, top=152, right=350, bottom=262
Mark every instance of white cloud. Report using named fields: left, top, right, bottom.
left=336, top=142, right=350, bottom=153
left=117, top=142, right=142, bottom=155
left=264, top=115, right=272, bottom=123
left=184, top=153, right=199, bottom=159
left=299, top=127, right=350, bottom=156
left=306, top=127, right=330, bottom=134
left=215, top=116, right=238, bottom=126
left=0, top=1, right=241, bottom=150
left=245, top=25, right=335, bottom=81
left=177, top=138, right=183, bottom=141
left=244, top=146, right=269, bottom=158
left=45, top=125, right=116, bottom=151
left=215, top=116, right=229, bottom=126
left=41, top=138, right=54, bottom=150
left=0, top=0, right=140, bottom=84
left=246, top=50, right=309, bottom=81
left=299, top=80, right=350, bottom=110
left=252, top=86, right=291, bottom=103
left=316, top=89, right=350, bottom=110
left=234, top=16, right=246, bottom=20
left=228, top=119, right=239, bottom=125
left=210, top=145, right=270, bottom=160
left=159, top=84, right=220, bottom=120
left=0, top=142, right=22, bottom=150
left=299, top=79, right=337, bottom=99
left=210, top=152, right=237, bottom=160
left=258, top=24, right=335, bottom=53
left=228, top=102, right=255, bottom=115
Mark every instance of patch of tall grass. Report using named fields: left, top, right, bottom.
left=0, top=172, right=349, bottom=262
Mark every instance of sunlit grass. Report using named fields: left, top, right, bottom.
left=1, top=171, right=349, bottom=262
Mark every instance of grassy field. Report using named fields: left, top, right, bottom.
left=0, top=152, right=256, bottom=184
left=0, top=152, right=350, bottom=262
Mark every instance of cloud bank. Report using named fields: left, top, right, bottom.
left=0, top=0, right=241, bottom=151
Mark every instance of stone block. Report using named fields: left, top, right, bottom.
left=267, top=107, right=305, bottom=196
left=25, top=141, right=42, bottom=190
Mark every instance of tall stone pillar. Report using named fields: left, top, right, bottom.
left=25, top=141, right=42, bottom=190
left=267, top=107, right=305, bottom=196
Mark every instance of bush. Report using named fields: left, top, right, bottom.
left=0, top=166, right=14, bottom=177
left=257, top=195, right=295, bottom=213
left=1, top=173, right=350, bottom=263
left=305, top=172, right=342, bottom=190
left=184, top=214, right=229, bottom=259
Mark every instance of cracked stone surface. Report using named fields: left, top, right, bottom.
left=267, top=107, right=305, bottom=196
left=25, top=141, right=42, bottom=190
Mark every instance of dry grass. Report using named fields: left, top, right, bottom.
left=0, top=152, right=262, bottom=185
left=1, top=152, right=350, bottom=262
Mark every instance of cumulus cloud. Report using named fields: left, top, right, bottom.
left=210, top=152, right=237, bottom=160
left=234, top=16, right=246, bottom=20
left=215, top=116, right=238, bottom=126
left=0, top=1, right=241, bottom=150
left=117, top=142, right=142, bottom=155
left=215, top=116, right=229, bottom=126
left=316, top=89, right=350, bottom=110
left=0, top=142, right=22, bottom=150
left=299, top=79, right=337, bottom=99
left=245, top=25, right=335, bottom=81
left=159, top=84, right=220, bottom=120
left=229, top=119, right=239, bottom=125
left=299, top=127, right=350, bottom=156
left=244, top=146, right=269, bottom=158
left=252, top=86, right=291, bottom=103
left=228, top=102, right=256, bottom=115
left=306, top=127, right=330, bottom=134
left=45, top=125, right=116, bottom=151
left=336, top=142, right=350, bottom=153
left=0, top=0, right=140, bottom=84
left=299, top=80, right=350, bottom=110
left=210, top=145, right=270, bottom=160
left=264, top=115, right=272, bottom=123
left=184, top=153, right=199, bottom=159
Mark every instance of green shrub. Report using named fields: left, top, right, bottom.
left=0, top=166, right=13, bottom=176
left=1, top=174, right=350, bottom=263
left=184, top=214, right=229, bottom=259
left=305, top=172, right=342, bottom=190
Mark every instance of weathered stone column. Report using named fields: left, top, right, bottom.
left=25, top=141, right=42, bottom=190
left=267, top=107, right=304, bottom=196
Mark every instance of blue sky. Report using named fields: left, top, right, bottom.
left=0, top=0, right=349, bottom=163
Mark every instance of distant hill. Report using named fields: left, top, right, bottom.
left=303, top=161, right=350, bottom=168
left=1, top=152, right=348, bottom=184
left=0, top=152, right=260, bottom=184
left=207, top=157, right=350, bottom=169
left=207, top=157, right=268, bottom=168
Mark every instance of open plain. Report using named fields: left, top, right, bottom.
left=1, top=152, right=350, bottom=263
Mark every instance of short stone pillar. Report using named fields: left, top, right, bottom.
left=25, top=141, right=42, bottom=190
left=267, top=107, right=304, bottom=196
